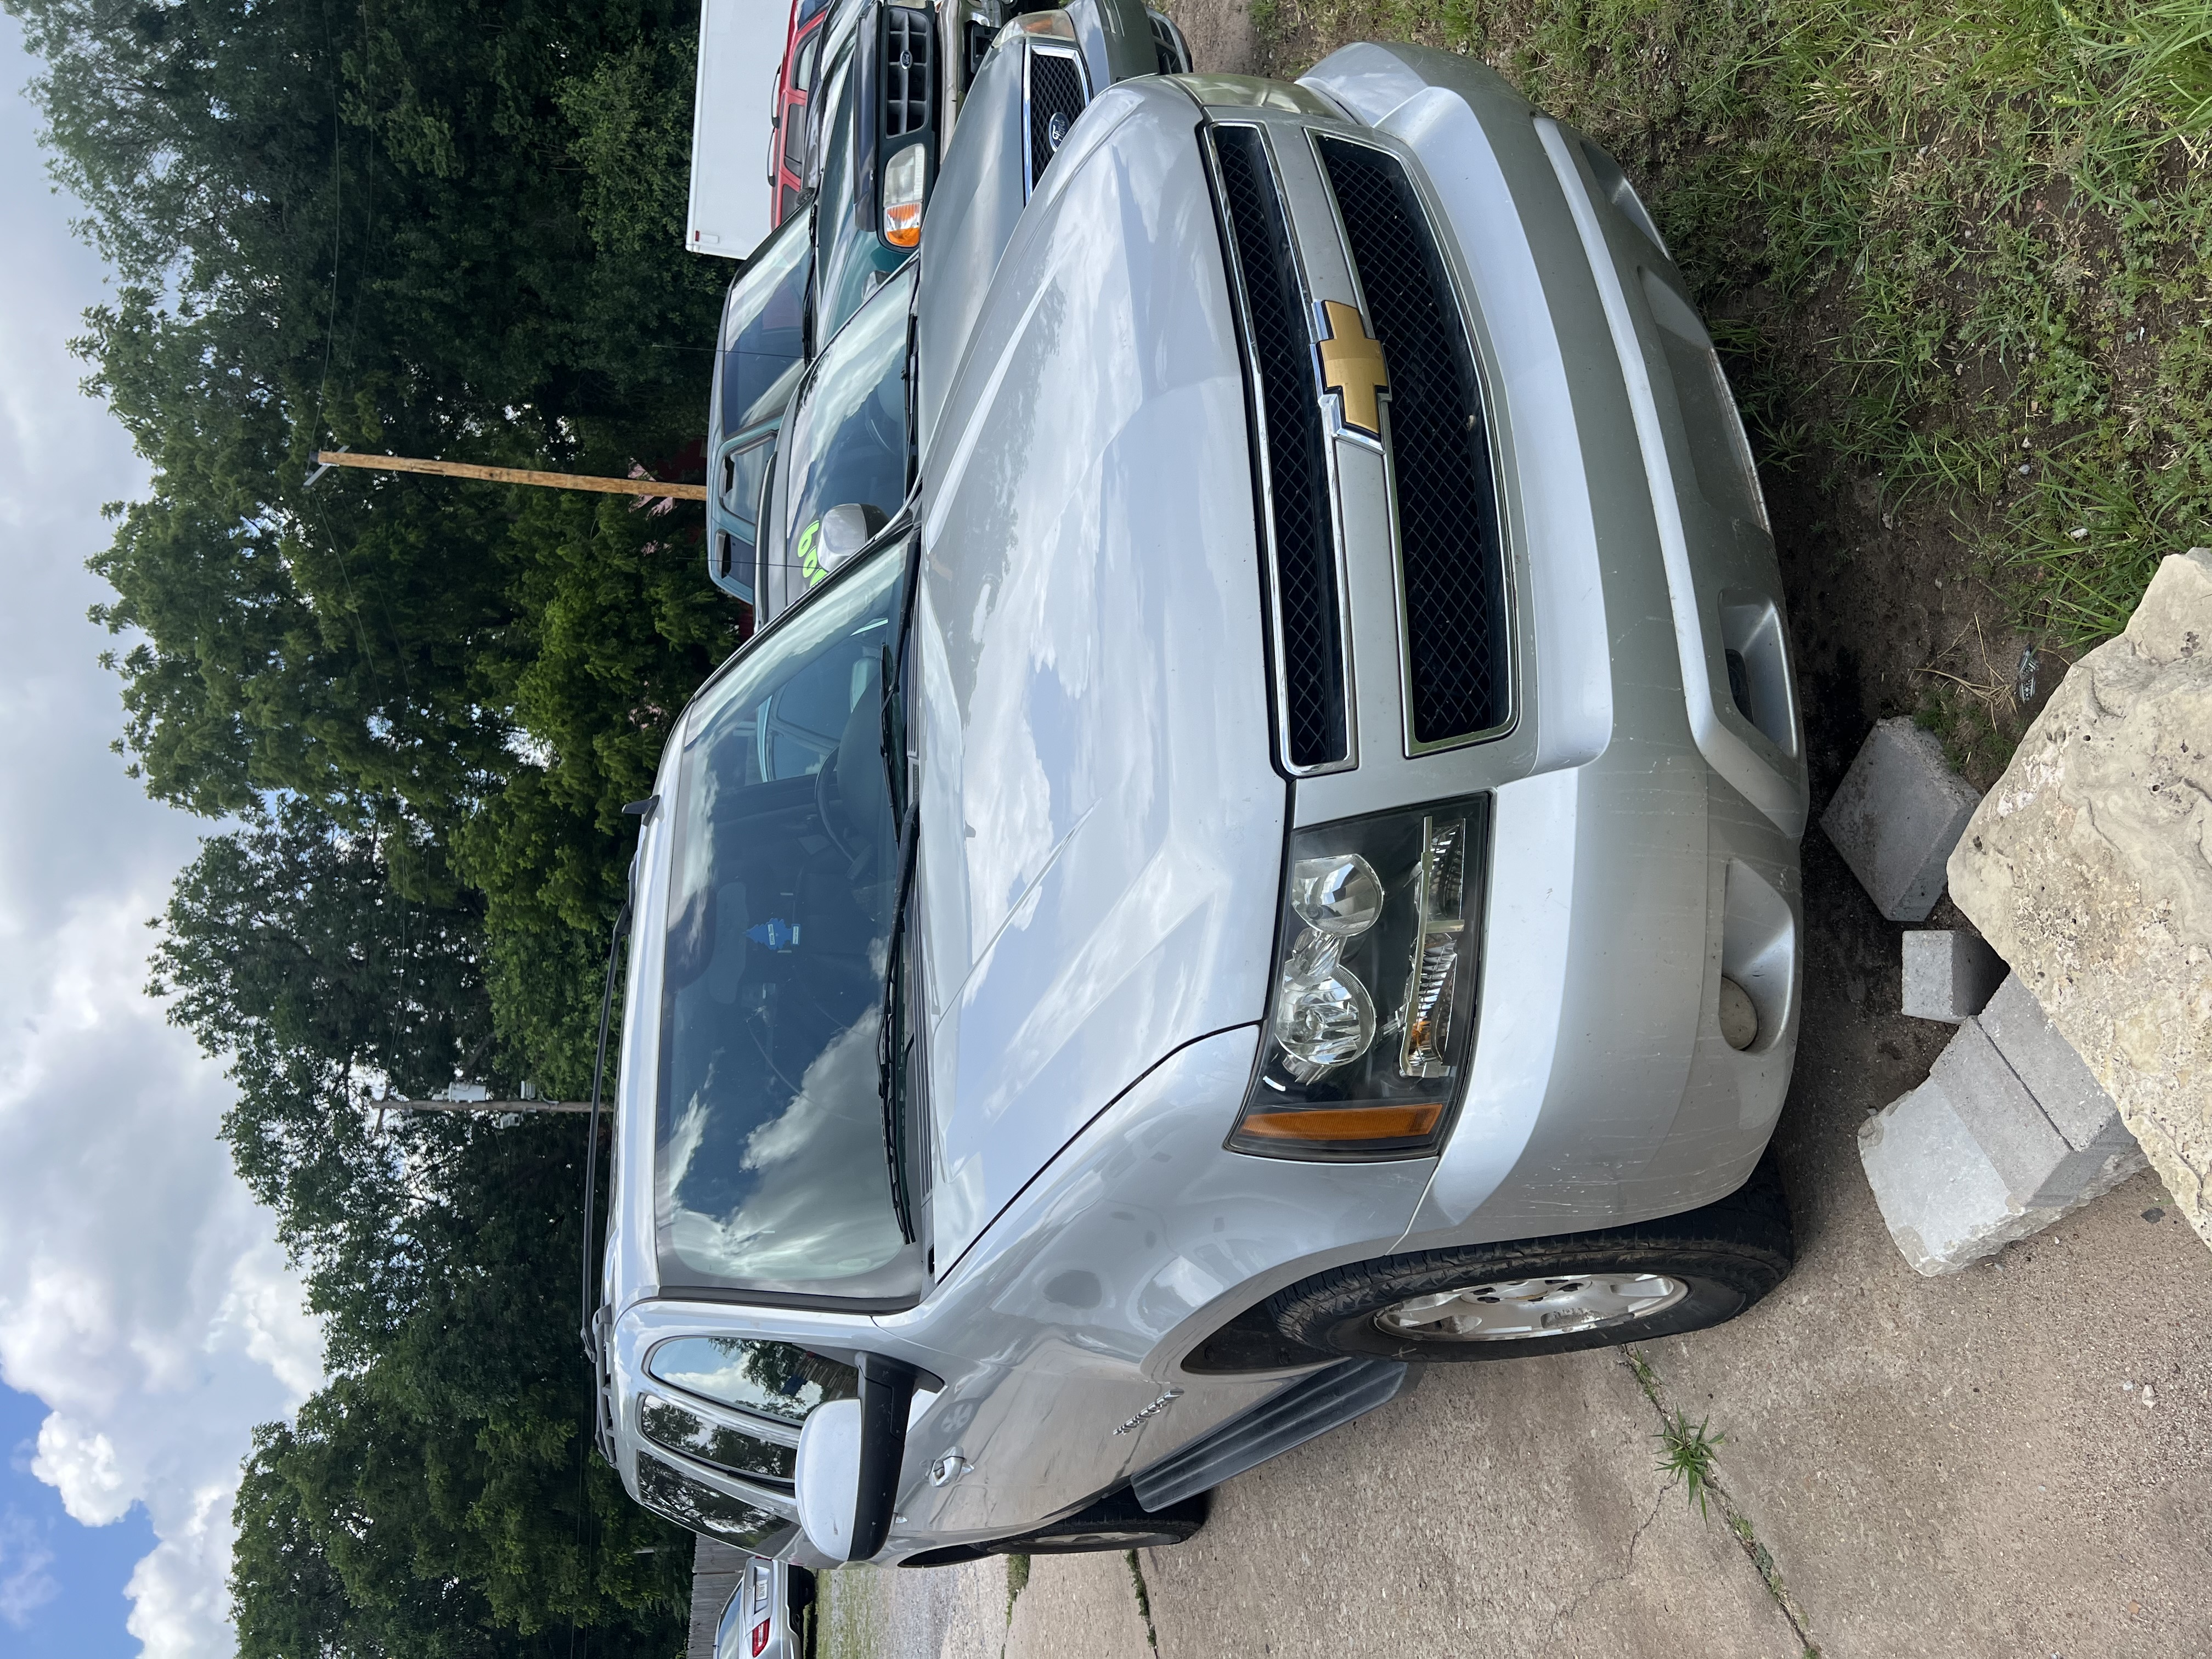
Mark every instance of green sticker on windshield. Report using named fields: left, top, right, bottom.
left=797, top=518, right=825, bottom=586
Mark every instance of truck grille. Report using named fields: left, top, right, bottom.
left=1149, top=10, right=1189, bottom=74
left=1211, top=123, right=1348, bottom=770
left=1316, top=136, right=1510, bottom=746
left=1026, top=50, right=1086, bottom=191
left=882, top=5, right=932, bottom=137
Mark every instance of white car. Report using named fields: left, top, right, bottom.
left=591, top=41, right=1805, bottom=1571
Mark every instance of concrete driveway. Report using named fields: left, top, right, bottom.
left=826, top=837, right=2212, bottom=1657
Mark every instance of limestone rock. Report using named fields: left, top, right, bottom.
left=1946, top=549, right=2212, bottom=1250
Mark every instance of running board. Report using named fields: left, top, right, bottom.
left=1130, top=1359, right=1411, bottom=1512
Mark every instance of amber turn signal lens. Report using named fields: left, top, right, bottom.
left=883, top=203, right=922, bottom=247
left=1237, top=1102, right=1444, bottom=1144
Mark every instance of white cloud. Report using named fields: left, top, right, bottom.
left=0, top=1510, right=61, bottom=1627
left=31, top=1418, right=134, bottom=1528
left=0, top=16, right=326, bottom=1656
left=125, top=1483, right=240, bottom=1659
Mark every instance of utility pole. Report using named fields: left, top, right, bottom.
left=309, top=449, right=707, bottom=501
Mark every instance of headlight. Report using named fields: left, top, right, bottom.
left=882, top=142, right=926, bottom=248
left=1228, top=798, right=1488, bottom=1159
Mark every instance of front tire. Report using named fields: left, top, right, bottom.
left=1266, top=1152, right=1793, bottom=1363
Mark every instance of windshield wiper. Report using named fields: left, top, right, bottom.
left=876, top=807, right=922, bottom=1243
left=878, top=532, right=922, bottom=818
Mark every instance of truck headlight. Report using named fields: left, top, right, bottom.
left=883, top=142, right=926, bottom=248
left=1229, top=798, right=1489, bottom=1159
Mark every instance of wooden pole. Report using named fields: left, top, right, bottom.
left=314, top=450, right=707, bottom=501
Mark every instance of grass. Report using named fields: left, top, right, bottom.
left=1252, top=0, right=2212, bottom=659
left=1125, top=1550, right=1162, bottom=1654
left=1654, top=1409, right=1729, bottom=1519
left=817, top=1567, right=885, bottom=1659
left=1005, top=1550, right=1031, bottom=1620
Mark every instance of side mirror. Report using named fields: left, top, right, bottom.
left=794, top=1354, right=916, bottom=1561
left=814, top=503, right=887, bottom=574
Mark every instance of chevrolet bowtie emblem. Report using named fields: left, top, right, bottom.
left=1317, top=299, right=1388, bottom=437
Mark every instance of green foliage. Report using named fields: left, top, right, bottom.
left=15, top=0, right=753, bottom=1640
left=226, top=1121, right=695, bottom=1657
left=155, top=803, right=488, bottom=1355
left=457, top=486, right=741, bottom=1091
left=150, top=799, right=693, bottom=1655
left=10, top=0, right=737, bottom=1070
left=1654, top=1410, right=1726, bottom=1519
left=559, top=41, right=698, bottom=254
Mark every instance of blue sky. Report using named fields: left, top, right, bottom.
left=2, top=1384, right=156, bottom=1658
left=0, top=15, right=322, bottom=1657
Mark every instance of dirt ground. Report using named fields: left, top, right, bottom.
left=816, top=18, right=2212, bottom=1658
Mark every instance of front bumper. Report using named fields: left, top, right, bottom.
left=1182, top=53, right=1805, bottom=1237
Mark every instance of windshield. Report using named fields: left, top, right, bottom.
left=655, top=540, right=926, bottom=1302
left=777, top=261, right=916, bottom=595
left=714, top=207, right=813, bottom=446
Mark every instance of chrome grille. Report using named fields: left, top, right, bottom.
left=1026, top=50, right=1085, bottom=191
left=882, top=6, right=932, bottom=137
left=1316, top=136, right=1509, bottom=746
left=1211, top=124, right=1347, bottom=770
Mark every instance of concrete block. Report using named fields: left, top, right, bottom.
left=1927, top=1018, right=2081, bottom=1209
left=1820, top=717, right=1983, bottom=921
left=1860, top=1015, right=2152, bottom=1275
left=1900, top=929, right=2005, bottom=1022
left=1977, top=974, right=2136, bottom=1156
left=1859, top=1075, right=2054, bottom=1276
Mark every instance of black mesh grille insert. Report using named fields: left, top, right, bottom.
left=1027, top=52, right=1085, bottom=189
left=1149, top=12, right=1187, bottom=74
left=1211, top=125, right=1346, bottom=768
left=882, top=7, right=932, bottom=137
left=1317, top=136, right=1509, bottom=744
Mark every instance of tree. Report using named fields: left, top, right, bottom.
left=10, top=0, right=747, bottom=1639
left=13, top=0, right=744, bottom=1076
left=158, top=803, right=692, bottom=1653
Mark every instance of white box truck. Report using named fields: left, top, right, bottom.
left=686, top=0, right=789, bottom=261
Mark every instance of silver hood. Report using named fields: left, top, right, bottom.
left=912, top=80, right=1285, bottom=1274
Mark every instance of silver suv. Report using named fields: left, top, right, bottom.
left=594, top=42, right=1804, bottom=1570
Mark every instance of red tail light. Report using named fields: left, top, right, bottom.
left=751, top=1619, right=772, bottom=1657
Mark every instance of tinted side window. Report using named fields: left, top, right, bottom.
left=647, top=1336, right=860, bottom=1424
left=716, top=434, right=776, bottom=575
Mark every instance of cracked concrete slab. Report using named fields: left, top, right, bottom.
left=1138, top=1353, right=1798, bottom=1659
left=1633, top=834, right=2212, bottom=1659
left=1006, top=1553, right=1156, bottom=1659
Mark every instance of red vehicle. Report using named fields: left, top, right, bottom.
left=767, top=0, right=837, bottom=227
